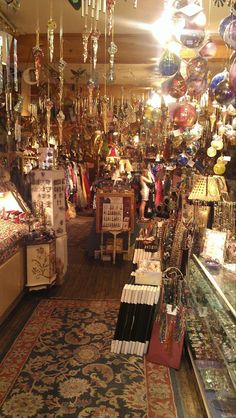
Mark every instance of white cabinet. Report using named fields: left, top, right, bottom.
left=26, top=240, right=56, bottom=290
left=31, top=169, right=66, bottom=237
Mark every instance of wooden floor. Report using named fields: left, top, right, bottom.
left=0, top=216, right=207, bottom=418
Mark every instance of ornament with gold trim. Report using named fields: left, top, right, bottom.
left=213, top=162, right=226, bottom=175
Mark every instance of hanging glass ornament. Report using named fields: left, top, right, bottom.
left=199, top=38, right=217, bottom=58
left=173, top=102, right=197, bottom=127
left=187, top=76, right=207, bottom=97
left=179, top=21, right=205, bottom=49
left=219, top=13, right=235, bottom=40
left=214, top=79, right=234, bottom=105
left=159, top=50, right=181, bottom=77
left=230, top=51, right=236, bottom=64
left=82, top=26, right=91, bottom=63
left=165, top=71, right=187, bottom=98
left=229, top=60, right=236, bottom=92
left=224, top=19, right=236, bottom=50
left=211, top=138, right=224, bottom=150
left=186, top=140, right=200, bottom=156
left=106, top=68, right=116, bottom=84
left=91, top=29, right=100, bottom=70
left=186, top=56, right=208, bottom=79
left=189, top=121, right=203, bottom=140
left=47, top=19, right=57, bottom=63
left=207, top=146, right=217, bottom=157
left=177, top=153, right=188, bottom=166
left=210, top=68, right=228, bottom=91
left=213, top=162, right=226, bottom=175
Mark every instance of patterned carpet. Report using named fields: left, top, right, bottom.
left=0, top=299, right=177, bottom=418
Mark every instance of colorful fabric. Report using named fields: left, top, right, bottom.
left=0, top=299, right=177, bottom=418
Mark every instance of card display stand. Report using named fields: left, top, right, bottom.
left=26, top=239, right=56, bottom=290
left=96, top=190, right=135, bottom=263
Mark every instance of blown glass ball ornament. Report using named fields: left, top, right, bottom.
left=199, top=39, right=217, bottom=58
left=219, top=13, right=235, bottom=40
left=173, top=102, right=197, bottom=127
left=213, top=162, right=226, bottom=175
left=186, top=56, right=208, bottom=79
left=214, top=79, right=234, bottom=106
left=223, top=19, right=236, bottom=50
left=211, top=139, right=224, bottom=150
left=165, top=72, right=187, bottom=98
left=207, top=146, right=217, bottom=157
left=159, top=50, right=181, bottom=77
left=210, top=69, right=228, bottom=91
left=229, top=60, right=236, bottom=92
left=187, top=77, right=207, bottom=97
left=179, top=24, right=205, bottom=49
left=177, top=153, right=188, bottom=166
left=186, top=140, right=200, bottom=156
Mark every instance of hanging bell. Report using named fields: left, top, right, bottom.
left=159, top=50, right=181, bottom=77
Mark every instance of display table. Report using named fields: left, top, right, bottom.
left=26, top=239, right=56, bottom=290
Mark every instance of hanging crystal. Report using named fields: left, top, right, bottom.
left=57, top=110, right=65, bottom=146
left=32, top=30, right=43, bottom=87
left=87, top=79, right=95, bottom=116
left=91, top=29, right=100, bottom=70
left=45, top=98, right=53, bottom=143
left=108, top=41, right=117, bottom=68
left=107, top=0, right=116, bottom=36
left=47, top=18, right=57, bottom=63
left=13, top=38, right=18, bottom=92
left=58, top=58, right=66, bottom=105
left=82, top=26, right=91, bottom=63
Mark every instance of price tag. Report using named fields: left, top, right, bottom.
left=166, top=304, right=178, bottom=316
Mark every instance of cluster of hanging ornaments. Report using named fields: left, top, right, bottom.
left=154, top=0, right=236, bottom=174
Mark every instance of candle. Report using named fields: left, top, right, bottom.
left=81, top=0, right=85, bottom=17
left=85, top=0, right=89, bottom=15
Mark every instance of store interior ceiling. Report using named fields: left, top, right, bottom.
left=0, top=0, right=231, bottom=92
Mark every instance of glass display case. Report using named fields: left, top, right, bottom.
left=187, top=255, right=236, bottom=418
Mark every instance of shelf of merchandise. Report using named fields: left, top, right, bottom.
left=187, top=255, right=236, bottom=418
left=193, top=255, right=236, bottom=318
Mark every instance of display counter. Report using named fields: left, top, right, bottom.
left=0, top=181, right=30, bottom=324
left=187, top=255, right=236, bottom=418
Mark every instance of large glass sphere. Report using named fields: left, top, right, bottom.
left=224, top=19, right=236, bottom=50
left=187, top=77, right=207, bottom=97
left=186, top=56, right=208, bottom=79
left=210, top=69, right=228, bottom=92
left=214, top=79, right=234, bottom=105
left=159, top=50, right=181, bottom=76
left=199, top=39, right=217, bottom=58
left=213, top=162, right=226, bottom=175
left=219, top=13, right=235, bottom=40
left=229, top=60, right=236, bottom=93
left=180, top=26, right=205, bottom=48
left=173, top=102, right=197, bottom=127
left=165, top=72, right=187, bottom=98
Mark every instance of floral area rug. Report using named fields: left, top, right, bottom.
left=0, top=299, right=177, bottom=418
